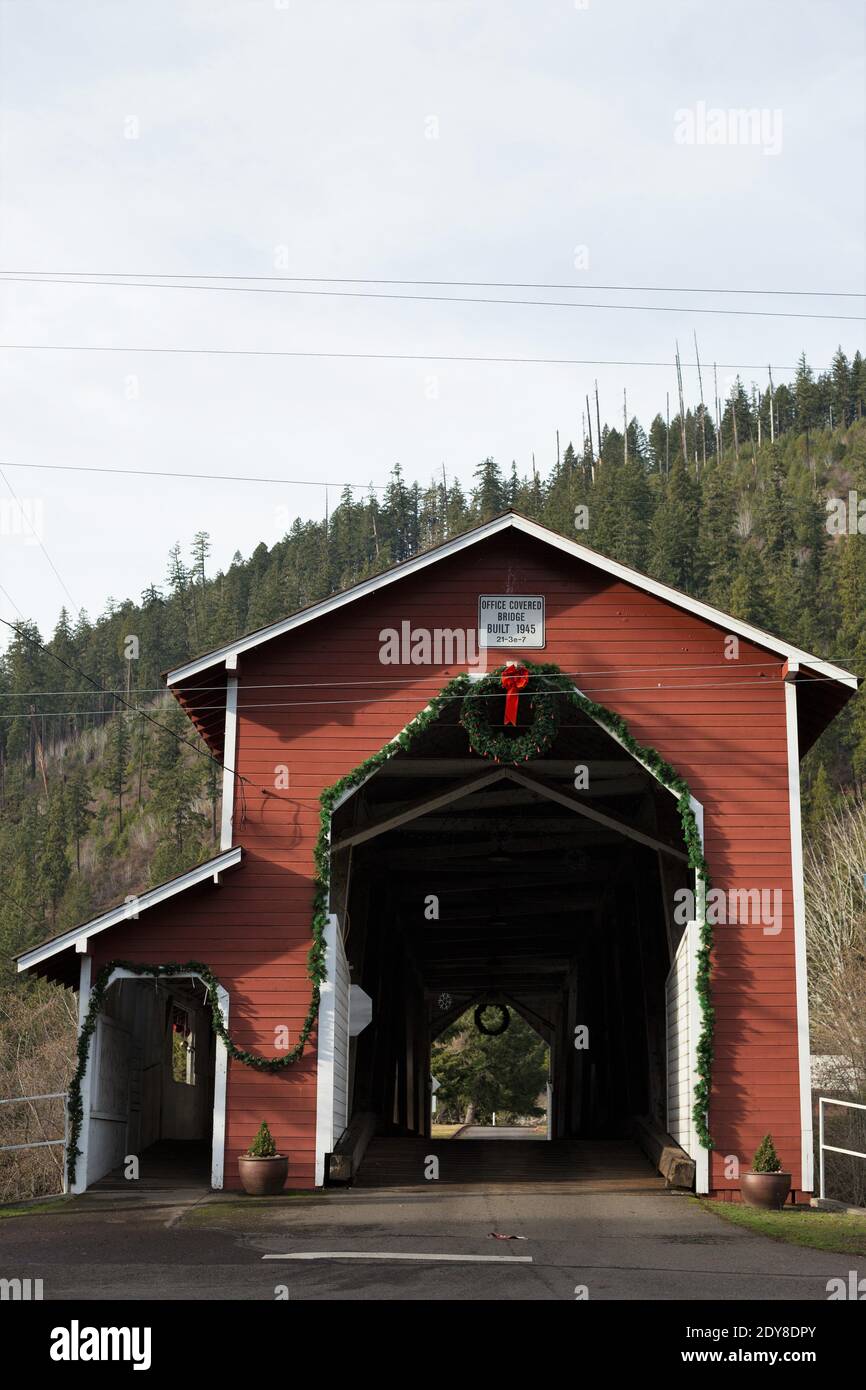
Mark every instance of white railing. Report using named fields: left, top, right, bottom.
left=818, top=1096, right=866, bottom=1202
left=0, top=1092, right=68, bottom=1193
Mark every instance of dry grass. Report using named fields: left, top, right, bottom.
left=0, top=983, right=77, bottom=1203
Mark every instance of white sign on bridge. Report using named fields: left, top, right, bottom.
left=478, top=595, right=545, bottom=649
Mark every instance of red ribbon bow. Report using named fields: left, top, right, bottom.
left=501, top=663, right=529, bottom=726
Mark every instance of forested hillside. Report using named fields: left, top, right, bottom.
left=2, top=346, right=865, bottom=979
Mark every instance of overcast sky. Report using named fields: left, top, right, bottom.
left=0, top=0, right=863, bottom=648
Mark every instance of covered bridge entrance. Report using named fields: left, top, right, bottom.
left=318, top=684, right=702, bottom=1188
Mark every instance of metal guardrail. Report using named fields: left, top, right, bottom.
left=0, top=1093, right=68, bottom=1193
left=818, top=1096, right=866, bottom=1202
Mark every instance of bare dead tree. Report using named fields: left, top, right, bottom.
left=594, top=381, right=602, bottom=463
left=804, top=798, right=866, bottom=1202
left=675, top=342, right=688, bottom=465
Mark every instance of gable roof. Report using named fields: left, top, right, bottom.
left=166, top=511, right=857, bottom=690
left=16, top=845, right=243, bottom=975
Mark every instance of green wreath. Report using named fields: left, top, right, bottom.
left=460, top=665, right=561, bottom=763
left=474, top=1002, right=510, bottom=1036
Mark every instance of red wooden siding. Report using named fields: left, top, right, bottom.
left=97, top=528, right=807, bottom=1193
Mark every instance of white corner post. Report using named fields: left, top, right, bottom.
left=784, top=671, right=814, bottom=1192
left=220, top=655, right=239, bottom=851
left=689, top=796, right=710, bottom=1195
left=211, top=985, right=230, bottom=1188
left=314, top=916, right=338, bottom=1187
left=315, top=914, right=351, bottom=1186
left=71, top=950, right=93, bottom=1194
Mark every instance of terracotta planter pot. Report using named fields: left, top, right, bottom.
left=741, top=1171, right=791, bottom=1210
left=237, top=1154, right=288, bottom=1196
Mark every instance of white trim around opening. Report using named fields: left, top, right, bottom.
left=318, top=691, right=712, bottom=1191
left=70, top=967, right=230, bottom=1194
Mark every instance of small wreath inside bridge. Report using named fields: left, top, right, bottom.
left=474, top=1002, right=511, bottom=1036
left=459, top=663, right=562, bottom=763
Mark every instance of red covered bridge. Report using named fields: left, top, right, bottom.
left=17, top=513, right=856, bottom=1199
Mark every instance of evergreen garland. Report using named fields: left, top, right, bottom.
left=66, top=660, right=714, bottom=1186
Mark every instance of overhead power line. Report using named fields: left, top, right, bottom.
left=0, top=459, right=389, bottom=491
left=0, top=660, right=857, bottom=716
left=0, top=661, right=799, bottom=697
left=1, top=274, right=863, bottom=321
left=0, top=673, right=854, bottom=720
left=0, top=467, right=81, bottom=615
left=3, top=268, right=864, bottom=298
left=0, top=344, right=823, bottom=371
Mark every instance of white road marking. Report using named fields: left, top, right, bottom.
left=262, top=1251, right=533, bottom=1263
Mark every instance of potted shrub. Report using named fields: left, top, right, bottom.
left=237, top=1122, right=288, bottom=1196
left=741, top=1134, right=791, bottom=1209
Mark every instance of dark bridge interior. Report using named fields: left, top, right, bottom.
left=330, top=692, right=691, bottom=1150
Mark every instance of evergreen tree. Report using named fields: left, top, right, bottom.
left=851, top=351, right=866, bottom=420
left=729, top=543, right=771, bottom=626
left=60, top=873, right=94, bottom=931
left=38, top=789, right=69, bottom=920
left=382, top=464, right=418, bottom=561
left=472, top=456, right=506, bottom=520
left=648, top=458, right=700, bottom=590
left=103, top=712, right=131, bottom=831
left=696, top=461, right=738, bottom=609
left=445, top=479, right=471, bottom=538
left=66, top=766, right=93, bottom=871
left=648, top=414, right=670, bottom=473
left=431, top=1008, right=548, bottom=1124
left=805, top=763, right=834, bottom=834
left=190, top=531, right=211, bottom=588
left=722, top=378, right=754, bottom=458
left=759, top=452, right=795, bottom=560
left=417, top=480, right=446, bottom=552
left=591, top=453, right=652, bottom=570
left=793, top=353, right=821, bottom=435
left=7, top=799, right=46, bottom=945
left=148, top=703, right=207, bottom=883
left=830, top=347, right=853, bottom=428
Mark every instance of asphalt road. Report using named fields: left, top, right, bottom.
left=1, top=1184, right=860, bottom=1301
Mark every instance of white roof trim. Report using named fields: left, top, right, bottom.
left=165, top=514, right=856, bottom=691
left=16, top=845, right=243, bottom=972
